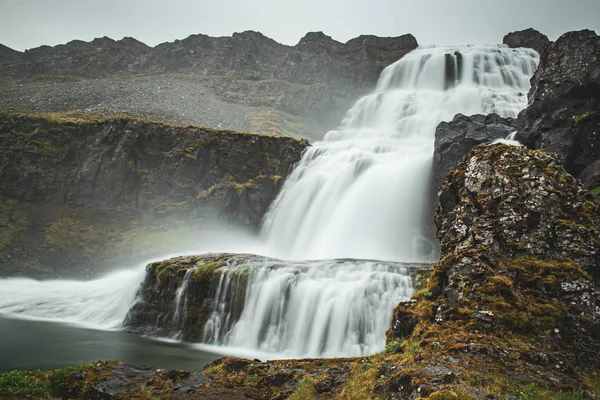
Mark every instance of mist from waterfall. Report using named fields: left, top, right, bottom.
left=261, top=45, right=538, bottom=263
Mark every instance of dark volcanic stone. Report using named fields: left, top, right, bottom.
left=503, top=28, right=551, bottom=55
left=516, top=29, right=600, bottom=184
left=432, top=113, right=516, bottom=198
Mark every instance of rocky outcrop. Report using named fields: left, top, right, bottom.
left=503, top=28, right=551, bottom=55
left=432, top=113, right=516, bottom=198
left=516, top=30, right=600, bottom=188
left=0, top=32, right=418, bottom=141
left=0, top=113, right=306, bottom=277
left=385, top=144, right=600, bottom=397
left=124, top=253, right=262, bottom=340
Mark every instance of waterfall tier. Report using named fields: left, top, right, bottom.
left=261, top=45, right=539, bottom=263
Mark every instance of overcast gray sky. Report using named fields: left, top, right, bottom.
left=1, top=0, right=599, bottom=51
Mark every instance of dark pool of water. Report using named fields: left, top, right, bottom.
left=0, top=315, right=221, bottom=372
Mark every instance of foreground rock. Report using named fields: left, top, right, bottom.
left=386, top=144, right=600, bottom=398
left=517, top=29, right=600, bottom=188
left=0, top=113, right=306, bottom=277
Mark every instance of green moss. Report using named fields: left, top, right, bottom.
left=193, top=260, right=226, bottom=280
left=590, top=186, right=600, bottom=195
left=288, top=376, right=317, bottom=400
left=0, top=198, right=26, bottom=252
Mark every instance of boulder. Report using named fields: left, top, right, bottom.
left=432, top=113, right=516, bottom=198
left=503, top=28, right=551, bottom=55
left=516, top=30, right=600, bottom=185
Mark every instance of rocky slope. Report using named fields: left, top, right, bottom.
left=0, top=113, right=306, bottom=277
left=0, top=31, right=418, bottom=141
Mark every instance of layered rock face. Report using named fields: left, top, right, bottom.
left=0, top=32, right=418, bottom=141
left=0, top=114, right=306, bottom=277
left=516, top=30, right=600, bottom=188
left=385, top=144, right=600, bottom=397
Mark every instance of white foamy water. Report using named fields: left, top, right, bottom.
left=261, top=45, right=538, bottom=262
left=201, top=259, right=415, bottom=358
left=0, top=265, right=146, bottom=329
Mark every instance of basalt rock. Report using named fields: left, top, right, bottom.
left=0, top=113, right=306, bottom=277
left=432, top=113, right=516, bottom=201
left=385, top=144, right=600, bottom=398
left=516, top=30, right=600, bottom=187
left=124, top=253, right=263, bottom=341
left=503, top=28, right=551, bottom=55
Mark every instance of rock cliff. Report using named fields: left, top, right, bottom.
left=0, top=32, right=418, bottom=141
left=0, top=113, right=306, bottom=277
left=432, top=113, right=516, bottom=201
left=516, top=29, right=600, bottom=188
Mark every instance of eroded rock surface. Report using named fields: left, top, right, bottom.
left=503, top=28, right=551, bottom=55
left=386, top=144, right=600, bottom=398
left=432, top=113, right=516, bottom=201
left=516, top=29, right=600, bottom=187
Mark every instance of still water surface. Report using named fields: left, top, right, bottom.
left=0, top=315, right=220, bottom=372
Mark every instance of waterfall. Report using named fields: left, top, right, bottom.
left=0, top=264, right=146, bottom=329
left=200, top=259, right=415, bottom=358
left=261, top=45, right=538, bottom=262
left=171, top=267, right=197, bottom=336
left=0, top=44, right=540, bottom=362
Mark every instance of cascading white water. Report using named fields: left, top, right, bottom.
left=261, top=45, right=538, bottom=262
left=201, top=259, right=414, bottom=358
left=0, top=265, right=146, bottom=329
left=171, top=267, right=197, bottom=336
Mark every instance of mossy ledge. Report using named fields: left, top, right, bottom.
left=124, top=253, right=259, bottom=341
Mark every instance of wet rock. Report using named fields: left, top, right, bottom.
left=516, top=30, right=600, bottom=184
left=124, top=253, right=276, bottom=340
left=432, top=113, right=516, bottom=200
left=503, top=28, right=551, bottom=55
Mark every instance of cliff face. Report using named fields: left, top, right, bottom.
left=0, top=113, right=306, bottom=277
left=516, top=30, right=600, bottom=187
left=0, top=32, right=418, bottom=141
